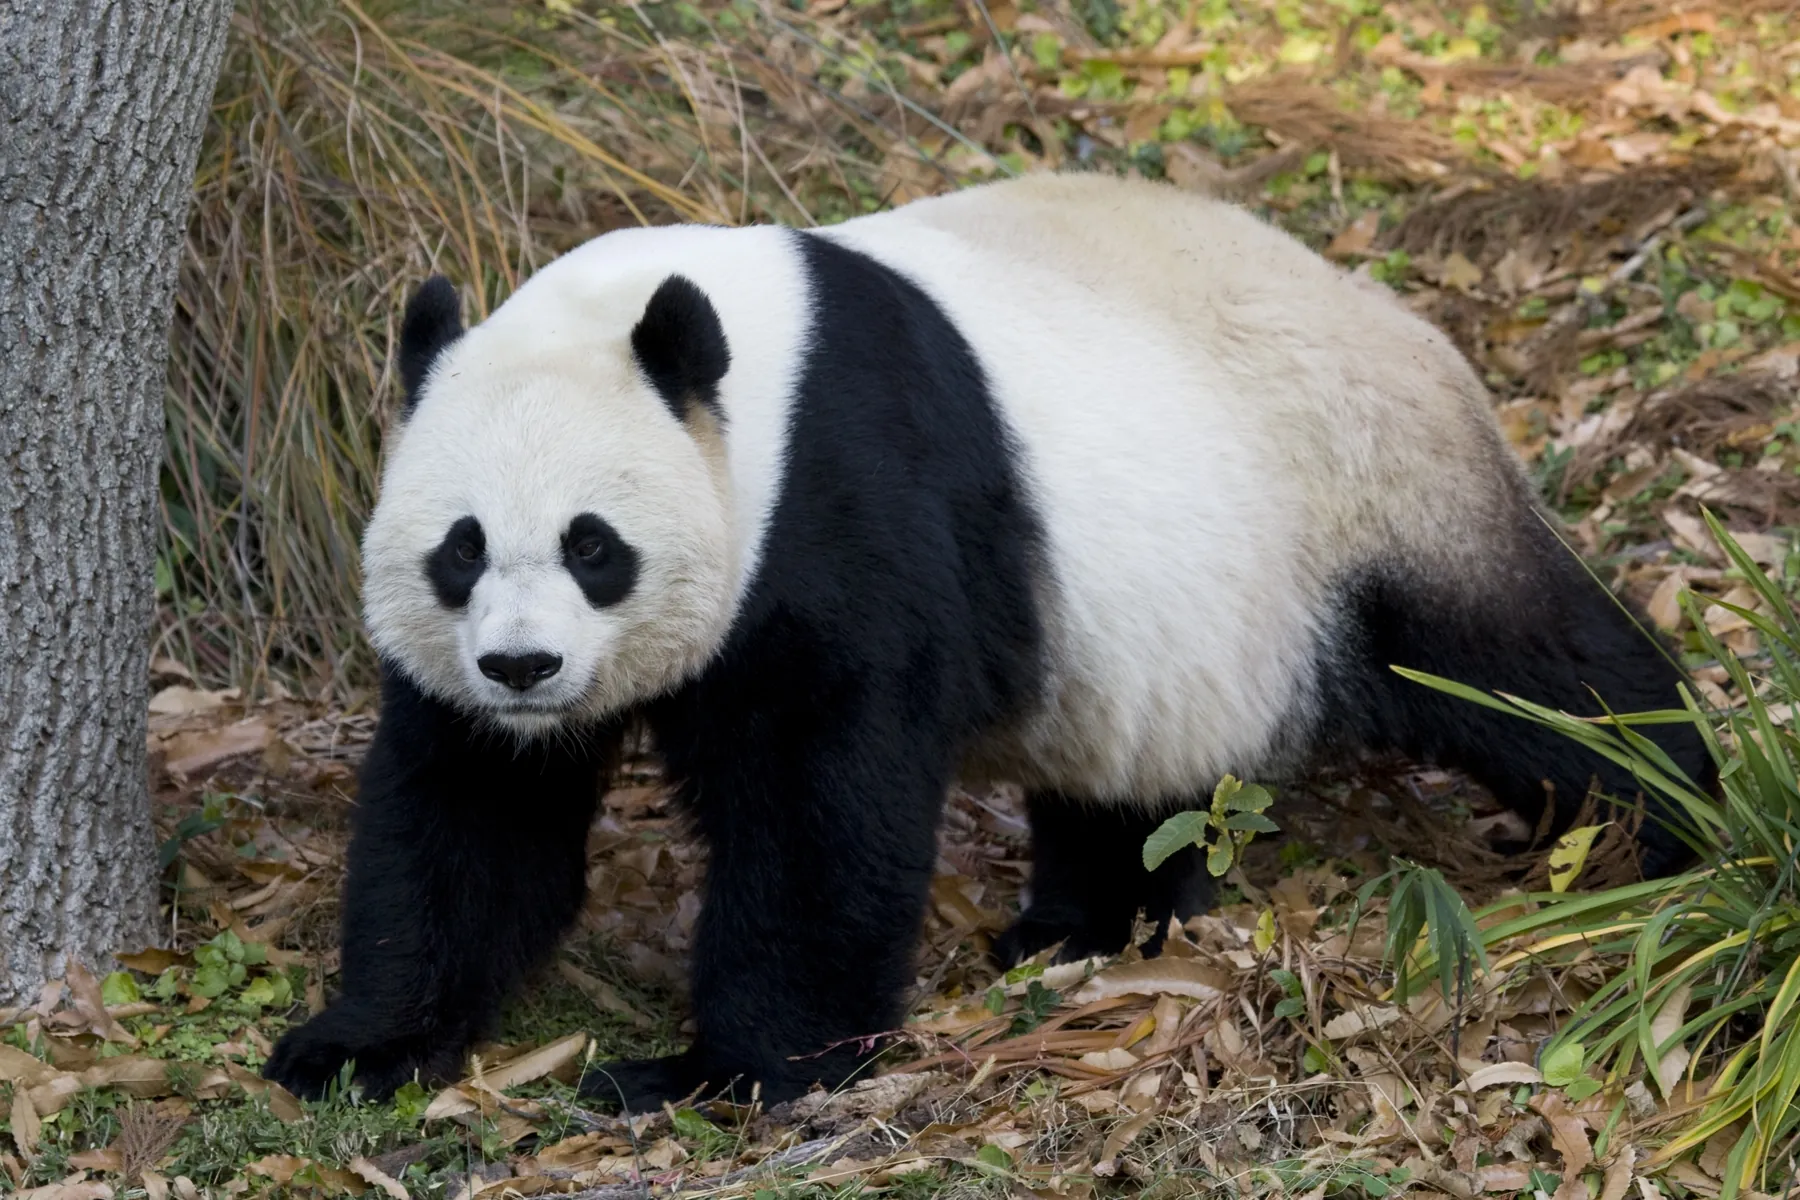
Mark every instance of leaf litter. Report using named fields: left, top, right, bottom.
left=14, top=0, right=1800, bottom=1193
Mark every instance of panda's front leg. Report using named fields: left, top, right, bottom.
left=585, top=691, right=948, bottom=1111
left=264, top=665, right=609, bottom=1100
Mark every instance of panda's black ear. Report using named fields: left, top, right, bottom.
left=631, top=275, right=731, bottom=425
left=398, top=275, right=463, bottom=414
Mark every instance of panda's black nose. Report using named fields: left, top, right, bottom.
left=478, top=651, right=563, bottom=691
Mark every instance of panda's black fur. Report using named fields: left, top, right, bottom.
left=265, top=176, right=1713, bottom=1111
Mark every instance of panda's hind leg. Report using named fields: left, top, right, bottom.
left=1331, top=538, right=1713, bottom=877
left=994, top=792, right=1214, bottom=967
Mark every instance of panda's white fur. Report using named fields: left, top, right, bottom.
left=366, top=172, right=1519, bottom=797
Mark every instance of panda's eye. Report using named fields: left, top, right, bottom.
left=563, top=512, right=638, bottom=608
left=455, top=541, right=481, bottom=564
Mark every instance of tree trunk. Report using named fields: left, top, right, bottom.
left=0, top=0, right=234, bottom=1004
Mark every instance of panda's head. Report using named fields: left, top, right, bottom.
left=362, top=269, right=738, bottom=738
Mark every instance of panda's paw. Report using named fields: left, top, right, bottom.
left=580, top=1051, right=826, bottom=1112
left=263, top=1009, right=436, bottom=1102
left=993, top=906, right=1133, bottom=967
left=580, top=1053, right=706, bottom=1112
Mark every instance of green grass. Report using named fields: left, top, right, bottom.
left=1392, top=514, right=1800, bottom=1198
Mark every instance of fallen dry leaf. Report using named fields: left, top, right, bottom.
left=1646, top=571, right=1687, bottom=631
left=350, top=1156, right=410, bottom=1199
left=1462, top=1062, right=1543, bottom=1092
left=63, top=963, right=137, bottom=1046
left=1599, top=1147, right=1637, bottom=1200
left=555, top=961, right=653, bottom=1028
left=1322, top=1003, right=1402, bottom=1039
left=784, top=1071, right=947, bottom=1120
left=1079, top=1047, right=1140, bottom=1071
left=1480, top=1164, right=1535, bottom=1192
left=147, top=685, right=238, bottom=717
left=12, top=1085, right=41, bottom=1163
left=1440, top=251, right=1483, bottom=291
left=1327, top=208, right=1383, bottom=259
left=0, top=1046, right=61, bottom=1089
left=248, top=1154, right=369, bottom=1194
left=16, top=1177, right=115, bottom=1200
left=472, top=1031, right=589, bottom=1094
left=1071, top=958, right=1228, bottom=1003
left=1141, top=994, right=1187, bottom=1057
left=1093, top=1111, right=1153, bottom=1177
left=161, top=717, right=271, bottom=777
left=66, top=1148, right=124, bottom=1173
left=1649, top=982, right=1693, bottom=1095
left=1532, top=1091, right=1595, bottom=1199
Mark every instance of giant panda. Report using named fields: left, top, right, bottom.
left=264, top=171, right=1712, bottom=1111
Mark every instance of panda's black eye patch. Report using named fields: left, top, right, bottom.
left=563, top=512, right=638, bottom=609
left=426, top=516, right=485, bottom=608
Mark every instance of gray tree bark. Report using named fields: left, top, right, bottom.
left=0, top=0, right=234, bottom=1003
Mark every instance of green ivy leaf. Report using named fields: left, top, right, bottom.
left=1224, top=812, right=1280, bottom=833
left=1253, top=908, right=1278, bottom=954
left=1564, top=1076, right=1603, bottom=1101
left=1541, top=1040, right=1585, bottom=1087
left=192, top=963, right=232, bottom=999
left=1002, top=961, right=1045, bottom=986
left=1226, top=783, right=1275, bottom=813
left=976, top=1144, right=1014, bottom=1171
left=1142, top=811, right=1211, bottom=871
left=101, top=972, right=141, bottom=1006
left=393, top=1080, right=431, bottom=1125
left=150, top=969, right=180, bottom=1002
left=1206, top=844, right=1234, bottom=877
left=671, top=1108, right=715, bottom=1140
left=214, top=930, right=246, bottom=964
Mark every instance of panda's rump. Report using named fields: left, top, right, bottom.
left=825, top=177, right=1529, bottom=802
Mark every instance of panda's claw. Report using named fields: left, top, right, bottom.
left=579, top=1053, right=705, bottom=1113
left=992, top=906, right=1134, bottom=968
left=579, top=1051, right=834, bottom=1112
left=263, top=1008, right=440, bottom=1103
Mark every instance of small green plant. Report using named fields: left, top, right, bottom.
left=1368, top=249, right=1412, bottom=287
left=1347, top=858, right=1490, bottom=1007
left=1010, top=979, right=1061, bottom=1034
left=1269, top=967, right=1307, bottom=1020
left=1143, top=775, right=1279, bottom=877
left=984, top=962, right=1063, bottom=1034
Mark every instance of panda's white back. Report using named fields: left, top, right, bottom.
left=819, top=173, right=1526, bottom=800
